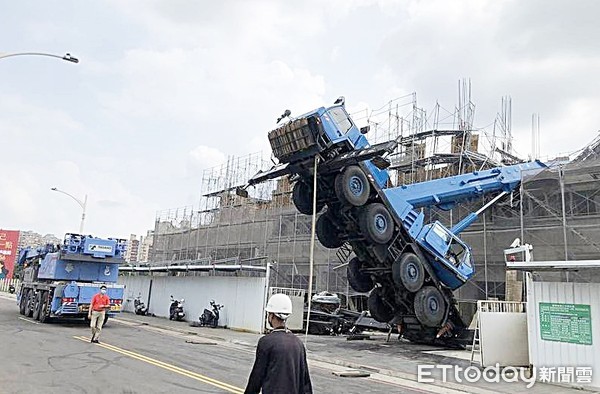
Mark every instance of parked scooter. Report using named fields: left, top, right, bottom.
left=134, top=294, right=148, bottom=316
left=169, top=295, right=186, bottom=321
left=199, top=300, right=224, bottom=328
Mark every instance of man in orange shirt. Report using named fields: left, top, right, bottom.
left=88, top=285, right=111, bottom=343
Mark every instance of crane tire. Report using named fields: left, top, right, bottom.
left=359, top=203, right=394, bottom=244
left=393, top=253, right=425, bottom=293
left=292, top=181, right=324, bottom=215
left=414, top=286, right=446, bottom=328
left=316, top=213, right=343, bottom=249
left=335, top=166, right=370, bottom=207
left=347, top=257, right=374, bottom=293
left=368, top=288, right=394, bottom=323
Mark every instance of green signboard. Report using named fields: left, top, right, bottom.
left=539, top=303, right=593, bottom=345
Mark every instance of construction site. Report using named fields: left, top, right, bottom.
left=149, top=81, right=600, bottom=307
left=4, top=81, right=600, bottom=393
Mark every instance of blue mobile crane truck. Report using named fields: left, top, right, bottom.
left=17, top=233, right=127, bottom=324
left=248, top=98, right=545, bottom=346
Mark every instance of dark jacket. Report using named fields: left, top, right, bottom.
left=245, top=329, right=312, bottom=394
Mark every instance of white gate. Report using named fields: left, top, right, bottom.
left=475, top=300, right=529, bottom=367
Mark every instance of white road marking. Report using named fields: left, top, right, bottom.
left=18, top=317, right=39, bottom=324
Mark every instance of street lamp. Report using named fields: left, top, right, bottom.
left=51, top=187, right=88, bottom=234
left=0, top=52, right=79, bottom=63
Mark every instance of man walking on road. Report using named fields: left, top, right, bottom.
left=245, top=293, right=312, bottom=394
left=88, top=285, right=111, bottom=343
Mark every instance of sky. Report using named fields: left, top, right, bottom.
left=2, top=0, right=599, bottom=239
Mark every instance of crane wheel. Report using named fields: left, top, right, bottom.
left=367, top=288, right=394, bottom=323
left=393, top=253, right=425, bottom=292
left=19, top=289, right=27, bottom=315
left=347, top=257, right=374, bottom=293
left=32, top=291, right=42, bottom=321
left=335, top=166, right=370, bottom=207
left=359, top=203, right=394, bottom=244
left=316, top=213, right=343, bottom=249
left=38, top=291, right=50, bottom=323
left=414, top=286, right=446, bottom=328
left=292, top=181, right=323, bottom=215
left=25, top=290, right=35, bottom=318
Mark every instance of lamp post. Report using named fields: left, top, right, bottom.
left=3, top=53, right=81, bottom=229
left=0, top=52, right=79, bottom=63
left=51, top=188, right=87, bottom=234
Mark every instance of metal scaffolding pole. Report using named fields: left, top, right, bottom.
left=559, top=167, right=570, bottom=282
left=305, top=155, right=319, bottom=343
left=483, top=212, right=488, bottom=300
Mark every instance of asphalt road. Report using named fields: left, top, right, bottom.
left=0, top=296, right=430, bottom=394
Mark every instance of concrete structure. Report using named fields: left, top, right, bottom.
left=125, top=234, right=139, bottom=264
left=17, top=231, right=60, bottom=250
left=138, top=230, right=153, bottom=263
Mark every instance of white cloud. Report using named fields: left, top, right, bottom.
left=187, top=145, right=227, bottom=175
left=3, top=0, right=600, bottom=240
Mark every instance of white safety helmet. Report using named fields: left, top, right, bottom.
left=265, top=293, right=293, bottom=320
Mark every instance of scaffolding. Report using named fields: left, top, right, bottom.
left=454, top=152, right=600, bottom=301
left=149, top=82, right=600, bottom=304
left=349, top=80, right=515, bottom=186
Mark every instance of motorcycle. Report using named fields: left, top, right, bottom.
left=169, top=295, right=186, bottom=321
left=199, top=300, right=224, bottom=328
left=134, top=294, right=148, bottom=316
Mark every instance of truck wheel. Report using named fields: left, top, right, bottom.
left=414, top=286, right=446, bottom=328
left=32, top=291, right=42, bottom=321
left=335, top=166, right=370, bottom=207
left=39, top=291, right=50, bottom=323
left=25, top=290, right=35, bottom=318
left=368, top=288, right=394, bottom=323
left=292, top=181, right=324, bottom=215
left=347, top=257, right=373, bottom=293
left=19, top=289, right=27, bottom=315
left=316, top=213, right=343, bottom=249
left=359, top=203, right=394, bottom=244
left=393, top=253, right=425, bottom=293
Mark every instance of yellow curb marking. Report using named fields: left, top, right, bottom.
left=73, top=336, right=243, bottom=393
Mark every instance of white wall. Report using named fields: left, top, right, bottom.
left=527, top=277, right=600, bottom=389
left=118, top=275, right=267, bottom=333
left=479, top=312, right=529, bottom=367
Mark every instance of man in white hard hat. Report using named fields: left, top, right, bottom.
left=245, top=293, right=312, bottom=394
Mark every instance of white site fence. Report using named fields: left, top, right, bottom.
left=118, top=275, right=268, bottom=333
left=0, top=278, right=20, bottom=293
